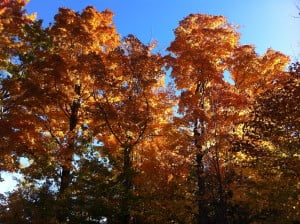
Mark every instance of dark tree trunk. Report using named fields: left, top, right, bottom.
left=57, top=84, right=81, bottom=223
left=59, top=165, right=71, bottom=194
left=214, top=136, right=227, bottom=224
left=194, top=82, right=209, bottom=224
left=57, top=164, right=71, bottom=223
left=216, top=169, right=227, bottom=224
left=216, top=194, right=227, bottom=224
left=196, top=153, right=209, bottom=224
left=121, top=146, right=132, bottom=224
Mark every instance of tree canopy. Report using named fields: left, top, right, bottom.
left=0, top=1, right=298, bottom=224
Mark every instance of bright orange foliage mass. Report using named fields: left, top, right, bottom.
left=0, top=2, right=298, bottom=224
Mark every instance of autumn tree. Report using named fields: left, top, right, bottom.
left=167, top=14, right=244, bottom=224
left=132, top=122, right=194, bottom=223
left=226, top=44, right=292, bottom=222
left=91, top=35, right=174, bottom=223
left=1, top=5, right=120, bottom=223
left=0, top=0, right=37, bottom=171
left=233, top=62, right=300, bottom=223
left=1, top=3, right=174, bottom=222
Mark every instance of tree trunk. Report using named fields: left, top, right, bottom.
left=57, top=84, right=81, bottom=223
left=214, top=136, right=227, bottom=224
left=194, top=82, right=209, bottom=224
left=57, top=164, right=71, bottom=223
left=59, top=165, right=71, bottom=194
left=196, top=153, right=209, bottom=224
left=216, top=168, right=227, bottom=224
left=121, top=146, right=132, bottom=224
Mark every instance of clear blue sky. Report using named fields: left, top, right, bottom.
left=0, top=0, right=299, bottom=194
left=25, top=0, right=300, bottom=59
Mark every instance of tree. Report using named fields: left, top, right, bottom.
left=0, top=0, right=37, bottom=171
left=1, top=5, right=120, bottom=223
left=92, top=35, right=173, bottom=223
left=237, top=62, right=300, bottom=223
left=167, top=14, right=243, bottom=224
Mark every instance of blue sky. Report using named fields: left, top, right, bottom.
left=25, top=0, right=299, bottom=59
left=0, top=0, right=299, bottom=194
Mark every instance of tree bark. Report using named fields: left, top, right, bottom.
left=196, top=153, right=209, bottom=224
left=121, top=146, right=132, bottom=224
left=57, top=84, right=81, bottom=223
left=215, top=166, right=227, bottom=224
left=194, top=82, right=209, bottom=224
left=57, top=164, right=71, bottom=223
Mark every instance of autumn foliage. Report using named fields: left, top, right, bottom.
left=0, top=1, right=298, bottom=224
